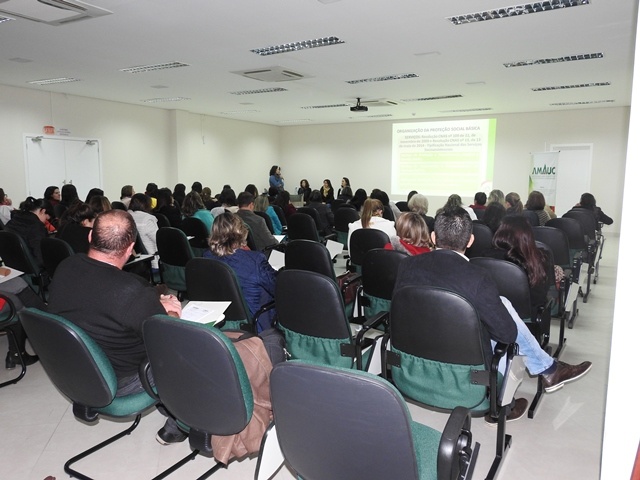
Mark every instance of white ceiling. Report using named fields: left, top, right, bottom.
left=0, top=0, right=637, bottom=126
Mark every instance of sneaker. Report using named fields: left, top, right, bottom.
left=484, top=397, right=528, bottom=426
left=541, top=360, right=592, bottom=393
left=156, top=426, right=188, bottom=445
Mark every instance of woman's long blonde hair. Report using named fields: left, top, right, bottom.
left=360, top=198, right=383, bottom=228
left=395, top=212, right=433, bottom=248
left=208, top=212, right=248, bottom=256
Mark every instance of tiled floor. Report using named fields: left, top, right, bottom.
left=0, top=238, right=616, bottom=479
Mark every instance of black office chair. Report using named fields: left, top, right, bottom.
left=142, top=315, right=256, bottom=478
left=466, top=222, right=493, bottom=258
left=185, top=257, right=273, bottom=332
left=522, top=209, right=540, bottom=227
left=271, top=205, right=287, bottom=231
left=383, top=286, right=521, bottom=480
left=276, top=269, right=384, bottom=371
left=110, top=201, right=127, bottom=211
left=156, top=227, right=195, bottom=299
left=0, top=293, right=27, bottom=388
left=180, top=216, right=210, bottom=254
left=152, top=212, right=172, bottom=229
left=333, top=207, right=360, bottom=250
left=357, top=248, right=408, bottom=320
left=395, top=200, right=409, bottom=212
left=348, top=228, right=390, bottom=273
left=254, top=211, right=275, bottom=234
left=255, top=362, right=477, bottom=480
left=0, top=231, right=48, bottom=301
left=19, top=308, right=157, bottom=479
left=286, top=212, right=335, bottom=243
left=40, top=236, right=75, bottom=279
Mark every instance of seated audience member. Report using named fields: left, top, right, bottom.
left=191, top=181, right=203, bottom=194
left=57, top=202, right=96, bottom=253
left=1, top=277, right=46, bottom=368
left=320, top=179, right=335, bottom=204
left=182, top=191, right=214, bottom=233
left=47, top=209, right=185, bottom=445
left=306, top=190, right=335, bottom=236
left=337, top=177, right=350, bottom=198
left=128, top=193, right=159, bottom=268
left=201, top=187, right=217, bottom=210
left=145, top=183, right=158, bottom=209
left=350, top=188, right=368, bottom=212
left=567, top=192, right=614, bottom=228
left=154, top=188, right=182, bottom=228
left=470, top=192, right=488, bottom=213
left=0, top=188, right=14, bottom=225
left=487, top=189, right=506, bottom=207
left=85, top=188, right=104, bottom=203
left=505, top=192, right=523, bottom=214
left=436, top=194, right=477, bottom=220
left=297, top=179, right=311, bottom=203
left=481, top=201, right=507, bottom=234
left=370, top=188, right=399, bottom=221
left=211, top=187, right=238, bottom=217
left=347, top=198, right=396, bottom=256
left=88, top=195, right=112, bottom=215
left=204, top=212, right=277, bottom=331
left=485, top=215, right=552, bottom=319
left=59, top=184, right=80, bottom=212
left=254, top=194, right=283, bottom=235
left=5, top=197, right=49, bottom=268
left=337, top=186, right=353, bottom=202
left=172, top=183, right=187, bottom=210
left=120, top=185, right=134, bottom=209
left=525, top=190, right=552, bottom=226
left=408, top=193, right=435, bottom=233
left=384, top=212, right=433, bottom=255
left=41, top=198, right=58, bottom=233
left=244, top=184, right=260, bottom=199
left=236, top=192, right=277, bottom=251
left=269, top=165, right=285, bottom=191
left=275, top=190, right=297, bottom=219
left=44, top=186, right=61, bottom=208
left=395, top=207, right=592, bottom=423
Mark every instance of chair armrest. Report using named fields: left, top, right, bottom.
left=138, top=359, right=159, bottom=401
left=438, top=406, right=475, bottom=480
left=489, top=342, right=516, bottom=415
left=252, top=300, right=277, bottom=331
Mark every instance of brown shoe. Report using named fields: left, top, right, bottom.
left=541, top=361, right=592, bottom=393
left=484, top=397, right=528, bottom=426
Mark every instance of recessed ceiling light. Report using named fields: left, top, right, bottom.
left=251, top=36, right=344, bottom=56
left=532, top=82, right=610, bottom=91
left=402, top=95, right=463, bottom=102
left=414, top=51, right=441, bottom=57
left=367, top=114, right=393, bottom=118
left=28, top=77, right=80, bottom=85
left=120, top=62, right=190, bottom=74
left=220, top=110, right=260, bottom=115
left=440, top=108, right=493, bottom=113
left=0, top=15, right=13, bottom=24
left=230, top=87, right=288, bottom=95
left=141, top=97, right=190, bottom=103
left=466, top=81, right=486, bottom=86
left=346, top=73, right=418, bottom=84
left=301, top=104, right=349, bottom=109
left=550, top=100, right=615, bottom=105
left=448, top=0, right=590, bottom=25
left=150, top=85, right=169, bottom=89
left=277, top=119, right=312, bottom=124
left=505, top=52, right=603, bottom=67
left=9, top=57, right=32, bottom=63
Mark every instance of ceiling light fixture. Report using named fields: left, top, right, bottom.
left=230, top=87, right=288, bottom=95
left=440, top=108, right=493, bottom=113
left=550, top=100, right=615, bottom=106
left=505, top=52, right=603, bottom=67
left=301, top=104, right=349, bottom=109
left=220, top=110, right=260, bottom=115
left=141, top=97, right=190, bottom=103
left=346, top=73, right=418, bottom=84
left=448, top=0, right=590, bottom=25
left=402, top=94, right=463, bottom=102
left=251, top=36, right=344, bottom=56
left=532, top=81, right=610, bottom=91
left=120, top=62, right=190, bottom=74
left=0, top=15, right=13, bottom=24
left=28, top=77, right=80, bottom=85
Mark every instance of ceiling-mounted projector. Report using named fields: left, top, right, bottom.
left=350, top=98, right=368, bottom=112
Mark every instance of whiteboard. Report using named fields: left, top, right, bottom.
left=24, top=135, right=102, bottom=200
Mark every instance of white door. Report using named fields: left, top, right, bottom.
left=550, top=144, right=592, bottom=216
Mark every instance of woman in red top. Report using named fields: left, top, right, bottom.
left=384, top=212, right=433, bottom=255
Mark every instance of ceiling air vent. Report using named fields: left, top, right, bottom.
left=232, top=67, right=307, bottom=82
left=0, top=0, right=111, bottom=26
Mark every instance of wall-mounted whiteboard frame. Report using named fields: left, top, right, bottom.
left=23, top=134, right=102, bottom=199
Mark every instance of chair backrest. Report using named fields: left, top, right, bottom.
left=286, top=213, right=320, bottom=242
left=143, top=315, right=252, bottom=436
left=390, top=286, right=490, bottom=410
left=470, top=257, right=531, bottom=320
left=152, top=212, right=171, bottom=229
left=296, top=207, right=320, bottom=229
left=333, top=207, right=360, bottom=233
left=382, top=205, right=395, bottom=222
left=522, top=209, right=540, bottom=227
left=284, top=239, right=336, bottom=281
left=563, top=210, right=597, bottom=241
left=0, top=231, right=41, bottom=275
left=361, top=248, right=408, bottom=301
left=180, top=217, right=209, bottom=249
left=20, top=308, right=116, bottom=408
left=271, top=204, right=287, bottom=227
left=270, top=362, right=421, bottom=480
left=156, top=227, right=194, bottom=266
left=532, top=226, right=571, bottom=267
left=395, top=200, right=409, bottom=212
left=40, top=237, right=75, bottom=278
left=465, top=222, right=493, bottom=258
left=185, top=258, right=252, bottom=326
left=349, top=229, right=390, bottom=268
left=547, top=217, right=586, bottom=250
left=110, top=201, right=127, bottom=211
left=254, top=211, right=275, bottom=234
left=276, top=270, right=353, bottom=367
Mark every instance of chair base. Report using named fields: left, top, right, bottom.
left=64, top=414, right=143, bottom=480
left=527, top=376, right=545, bottom=419
left=152, top=450, right=223, bottom=480
left=0, top=331, right=27, bottom=389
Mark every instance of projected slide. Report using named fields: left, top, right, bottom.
left=391, top=119, right=496, bottom=197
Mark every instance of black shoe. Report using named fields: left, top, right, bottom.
left=156, top=426, right=188, bottom=445
left=5, top=351, right=39, bottom=370
left=484, top=398, right=529, bottom=426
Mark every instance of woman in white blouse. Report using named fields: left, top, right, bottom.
left=127, top=193, right=159, bottom=269
left=347, top=198, right=396, bottom=256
